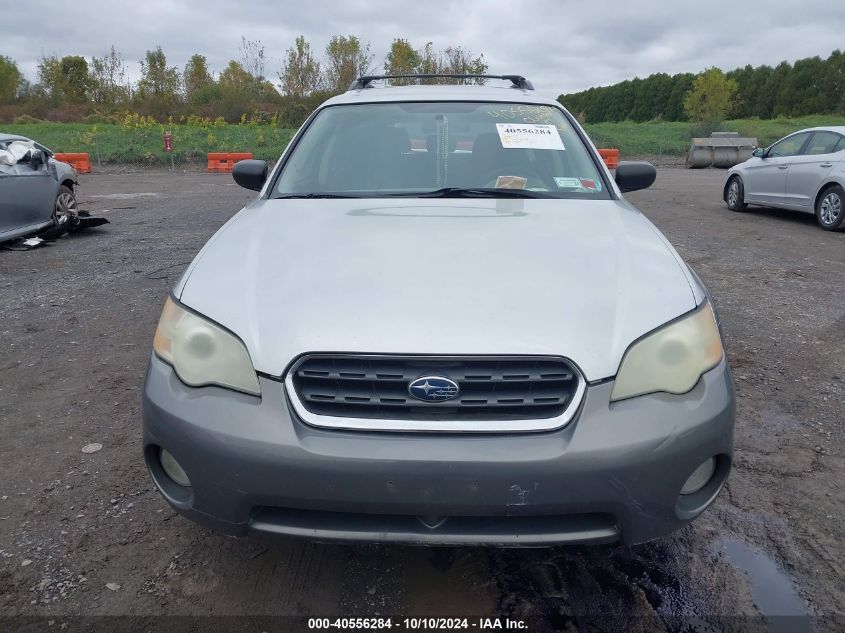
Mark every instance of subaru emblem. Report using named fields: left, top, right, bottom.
left=408, top=376, right=460, bottom=403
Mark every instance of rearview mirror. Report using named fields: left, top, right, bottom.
left=232, top=159, right=268, bottom=191
left=752, top=147, right=765, bottom=158
left=614, top=161, right=657, bottom=193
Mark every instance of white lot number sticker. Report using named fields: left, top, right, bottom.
left=496, top=124, right=565, bottom=150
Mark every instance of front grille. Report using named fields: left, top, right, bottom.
left=287, top=355, right=581, bottom=424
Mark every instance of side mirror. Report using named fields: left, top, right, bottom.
left=752, top=147, right=765, bottom=158
left=232, top=159, right=268, bottom=191
left=614, top=161, right=656, bottom=193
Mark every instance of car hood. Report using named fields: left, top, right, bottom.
left=177, top=197, right=696, bottom=381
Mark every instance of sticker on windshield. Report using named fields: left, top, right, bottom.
left=496, top=124, right=565, bottom=150
left=495, top=175, right=528, bottom=189
left=580, top=178, right=601, bottom=191
left=554, top=177, right=581, bottom=189
left=554, top=176, right=602, bottom=192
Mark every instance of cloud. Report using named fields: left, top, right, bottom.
left=4, top=0, right=844, bottom=96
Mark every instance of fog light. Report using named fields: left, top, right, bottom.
left=159, top=448, right=191, bottom=487
left=681, top=457, right=715, bottom=495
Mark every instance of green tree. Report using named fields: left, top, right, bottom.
left=218, top=60, right=252, bottom=92
left=646, top=73, right=675, bottom=120
left=559, top=71, right=695, bottom=123
left=137, top=47, right=181, bottom=100
left=213, top=60, right=253, bottom=119
left=683, top=68, right=738, bottom=121
left=439, top=46, right=487, bottom=82
left=279, top=36, right=321, bottom=98
left=618, top=79, right=637, bottom=120
left=237, top=39, right=279, bottom=102
left=59, top=56, right=91, bottom=104
left=383, top=40, right=486, bottom=85
left=760, top=61, right=792, bottom=118
left=727, top=64, right=767, bottom=119
left=418, top=42, right=441, bottom=77
left=0, top=55, right=22, bottom=104
left=560, top=50, right=845, bottom=122
left=665, top=73, right=694, bottom=121
left=184, top=54, right=214, bottom=103
left=324, top=35, right=374, bottom=93
left=384, top=38, right=420, bottom=83
left=136, top=47, right=181, bottom=117
left=90, top=46, right=130, bottom=108
left=820, top=49, right=845, bottom=115
left=784, top=56, right=826, bottom=116
left=36, top=55, right=64, bottom=105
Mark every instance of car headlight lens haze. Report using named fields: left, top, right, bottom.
left=153, top=296, right=260, bottom=396
left=611, top=301, right=724, bottom=402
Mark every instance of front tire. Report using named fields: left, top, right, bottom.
left=53, top=185, right=78, bottom=226
left=816, top=185, right=844, bottom=231
left=725, top=176, right=747, bottom=211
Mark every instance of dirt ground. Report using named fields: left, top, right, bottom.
left=0, top=168, right=842, bottom=632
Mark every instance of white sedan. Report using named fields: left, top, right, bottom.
left=724, top=126, right=845, bottom=231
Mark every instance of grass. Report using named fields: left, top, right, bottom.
left=4, top=114, right=845, bottom=164
left=1, top=122, right=297, bottom=165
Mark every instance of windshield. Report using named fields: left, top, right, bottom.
left=273, top=102, right=609, bottom=199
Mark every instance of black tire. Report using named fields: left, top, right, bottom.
left=815, top=184, right=845, bottom=231
left=725, top=176, right=747, bottom=211
left=53, top=184, right=78, bottom=226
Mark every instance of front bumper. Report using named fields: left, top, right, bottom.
left=142, top=355, right=735, bottom=546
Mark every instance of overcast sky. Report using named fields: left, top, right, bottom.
left=4, top=0, right=844, bottom=96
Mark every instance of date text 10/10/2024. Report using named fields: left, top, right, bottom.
left=307, top=617, right=529, bottom=630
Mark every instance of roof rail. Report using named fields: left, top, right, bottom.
left=347, top=74, right=534, bottom=91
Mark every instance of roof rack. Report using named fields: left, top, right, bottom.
left=347, top=74, right=534, bottom=91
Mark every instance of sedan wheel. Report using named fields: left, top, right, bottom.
left=54, top=185, right=78, bottom=225
left=725, top=177, right=747, bottom=211
left=816, top=185, right=844, bottom=231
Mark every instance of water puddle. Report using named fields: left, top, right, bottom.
left=709, top=538, right=813, bottom=633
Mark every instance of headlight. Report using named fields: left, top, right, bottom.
left=610, top=302, right=724, bottom=402
left=152, top=296, right=260, bottom=396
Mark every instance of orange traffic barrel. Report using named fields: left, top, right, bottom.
left=598, top=148, right=620, bottom=169
left=54, top=152, right=92, bottom=173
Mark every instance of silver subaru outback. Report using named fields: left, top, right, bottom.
left=142, top=74, right=735, bottom=546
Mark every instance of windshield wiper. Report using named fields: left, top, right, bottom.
left=275, top=189, right=551, bottom=199
left=274, top=193, right=361, bottom=199
left=390, top=187, right=550, bottom=199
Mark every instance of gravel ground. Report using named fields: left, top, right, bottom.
left=0, top=168, right=842, bottom=632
